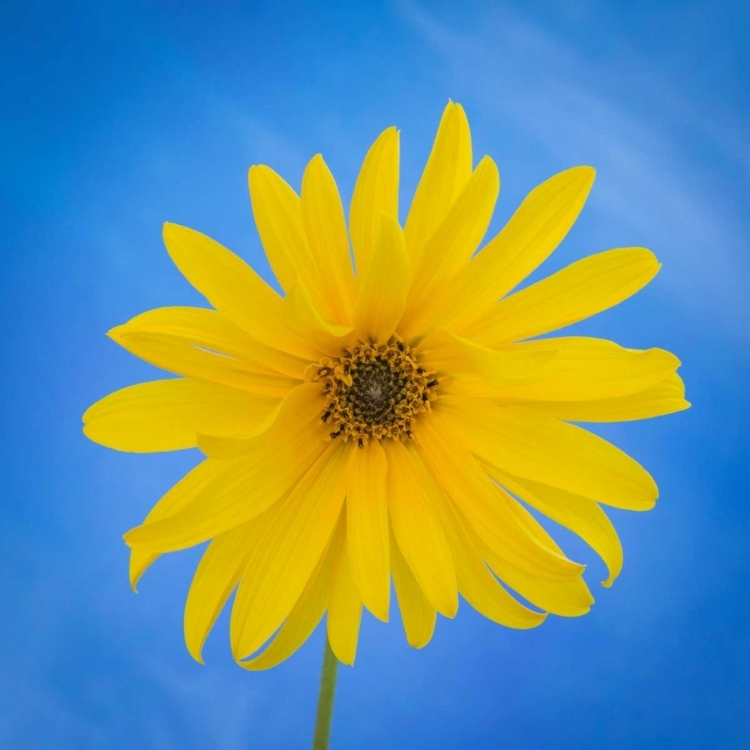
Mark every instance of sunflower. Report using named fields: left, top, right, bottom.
left=83, top=101, right=688, bottom=670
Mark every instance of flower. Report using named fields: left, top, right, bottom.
left=83, top=101, right=688, bottom=669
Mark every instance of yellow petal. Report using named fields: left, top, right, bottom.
left=197, top=382, right=324, bottom=460
left=113, top=306, right=262, bottom=364
left=481, top=543, right=594, bottom=617
left=435, top=167, right=596, bottom=333
left=417, top=330, right=558, bottom=386
left=391, top=527, right=436, bottom=649
left=477, top=487, right=594, bottom=616
left=162, top=223, right=318, bottom=359
left=282, top=281, right=353, bottom=357
left=239, top=522, right=341, bottom=671
left=349, top=126, right=400, bottom=275
left=108, top=330, right=294, bottom=398
left=477, top=337, right=681, bottom=402
left=384, top=440, right=458, bottom=617
left=301, top=154, right=355, bottom=324
left=248, top=165, right=315, bottom=294
left=183, top=512, right=276, bottom=663
left=327, top=512, right=363, bottom=666
left=230, top=442, right=349, bottom=660
left=401, top=156, right=499, bottom=336
left=408, top=447, right=547, bottom=629
left=123, top=389, right=327, bottom=552
left=353, top=215, right=409, bottom=344
left=109, top=328, right=297, bottom=398
left=112, top=306, right=309, bottom=380
left=346, top=441, right=390, bottom=622
left=127, top=460, right=220, bottom=592
left=465, top=248, right=661, bottom=345
left=83, top=379, right=277, bottom=453
left=531, top=372, right=690, bottom=422
left=404, top=102, right=472, bottom=265
left=416, top=412, right=585, bottom=579
left=488, top=468, right=623, bottom=587
left=440, top=398, right=658, bottom=510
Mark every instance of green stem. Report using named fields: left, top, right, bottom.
left=312, top=638, right=339, bottom=750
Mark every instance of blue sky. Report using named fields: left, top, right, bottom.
left=2, top=1, right=749, bottom=747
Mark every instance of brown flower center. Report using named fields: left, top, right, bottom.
left=310, top=339, right=438, bottom=447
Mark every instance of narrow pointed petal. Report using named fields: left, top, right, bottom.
left=112, top=307, right=266, bottom=367
left=197, top=382, right=324, bottom=460
left=349, top=126, right=400, bottom=275
left=282, top=282, right=353, bottom=357
left=107, top=330, right=294, bottom=397
left=123, top=389, right=327, bottom=552
left=416, top=413, right=585, bottom=579
left=476, top=337, right=681, bottom=402
left=230, top=443, right=349, bottom=661
left=435, top=167, right=596, bottom=332
left=470, top=493, right=594, bottom=617
left=477, top=488, right=594, bottom=616
left=404, top=102, right=472, bottom=265
left=402, top=156, right=499, bottom=335
left=124, top=435, right=320, bottom=553
left=238, top=524, right=340, bottom=671
left=248, top=165, right=315, bottom=294
left=391, top=528, right=437, bottom=649
left=427, top=155, right=499, bottom=280
left=301, top=154, right=356, bottom=324
left=408, top=446, right=546, bottom=629
left=489, top=468, right=623, bottom=587
left=128, top=460, right=220, bottom=592
left=440, top=398, right=658, bottom=510
left=327, top=517, right=364, bottom=666
left=346, top=441, right=390, bottom=621
left=162, top=223, right=318, bottom=359
left=531, top=372, right=690, bottom=423
left=482, top=543, right=594, bottom=617
left=108, top=328, right=297, bottom=398
left=384, top=440, right=458, bottom=618
left=183, top=514, right=275, bottom=664
left=417, top=330, right=557, bottom=386
left=83, top=379, right=277, bottom=453
left=353, top=215, right=409, bottom=344
left=465, top=247, right=661, bottom=345
left=413, top=155, right=500, bottom=287
left=111, top=306, right=309, bottom=380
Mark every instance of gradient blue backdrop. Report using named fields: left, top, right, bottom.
left=3, top=1, right=749, bottom=747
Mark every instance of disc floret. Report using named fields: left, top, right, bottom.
left=309, top=338, right=439, bottom=446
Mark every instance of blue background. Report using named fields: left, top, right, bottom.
left=2, top=1, right=749, bottom=747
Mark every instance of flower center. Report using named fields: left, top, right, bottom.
left=311, top=339, right=438, bottom=447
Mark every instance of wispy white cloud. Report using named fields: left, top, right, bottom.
left=219, top=104, right=310, bottom=179
left=208, top=95, right=365, bottom=188
left=143, top=656, right=264, bottom=750
left=395, top=0, right=750, bottom=338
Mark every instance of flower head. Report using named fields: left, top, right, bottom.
left=83, top=102, right=688, bottom=669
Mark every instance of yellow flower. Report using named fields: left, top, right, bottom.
left=83, top=102, right=689, bottom=669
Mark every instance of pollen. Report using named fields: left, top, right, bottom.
left=309, top=338, right=439, bottom=446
